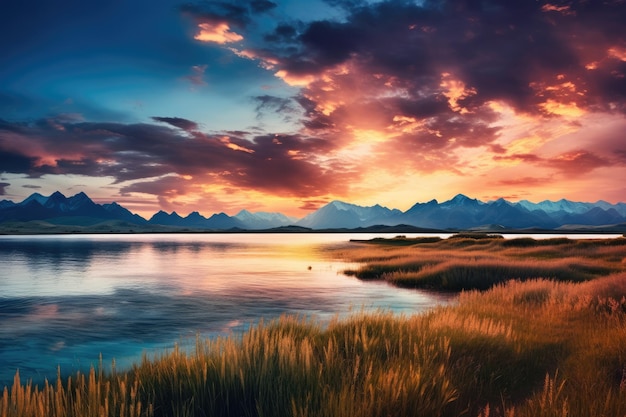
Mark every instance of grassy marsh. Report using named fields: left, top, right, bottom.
left=3, top=235, right=626, bottom=417
left=343, top=235, right=626, bottom=290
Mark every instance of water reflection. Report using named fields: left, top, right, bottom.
left=0, top=233, right=454, bottom=386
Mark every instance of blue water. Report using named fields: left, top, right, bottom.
left=0, top=233, right=456, bottom=387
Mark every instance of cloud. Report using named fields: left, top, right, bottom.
left=0, top=182, right=9, bottom=195
left=298, top=199, right=330, bottom=211
left=120, top=175, right=189, bottom=199
left=181, top=2, right=250, bottom=28
left=495, top=153, right=544, bottom=164
left=0, top=150, right=41, bottom=175
left=495, top=150, right=614, bottom=176
left=495, top=176, right=554, bottom=187
left=183, top=65, right=209, bottom=86
left=253, top=95, right=298, bottom=120
left=322, top=0, right=362, bottom=11
left=250, top=0, right=277, bottom=13
left=182, top=0, right=278, bottom=32
left=264, top=23, right=298, bottom=43
left=0, top=117, right=354, bottom=199
left=4, top=1, right=626, bottom=211
left=194, top=22, right=244, bottom=44
left=152, top=116, right=199, bottom=131
left=545, top=150, right=612, bottom=175
left=211, top=0, right=626, bottom=144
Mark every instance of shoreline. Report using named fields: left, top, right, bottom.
left=1, top=222, right=625, bottom=236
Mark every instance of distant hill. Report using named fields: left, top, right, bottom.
left=234, top=210, right=297, bottom=229
left=297, top=201, right=402, bottom=229
left=1, top=191, right=625, bottom=233
left=0, top=191, right=146, bottom=226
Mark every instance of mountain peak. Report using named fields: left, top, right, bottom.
left=443, top=194, right=478, bottom=207
left=451, top=193, right=470, bottom=202
left=21, top=192, right=48, bottom=206
left=328, top=200, right=353, bottom=210
left=48, top=191, right=67, bottom=200
left=67, top=191, right=95, bottom=207
left=186, top=211, right=206, bottom=220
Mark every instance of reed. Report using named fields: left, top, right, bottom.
left=344, top=235, right=625, bottom=291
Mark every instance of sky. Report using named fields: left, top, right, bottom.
left=1, top=0, right=625, bottom=218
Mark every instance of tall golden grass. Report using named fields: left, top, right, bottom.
left=3, top=235, right=626, bottom=417
left=344, top=235, right=626, bottom=290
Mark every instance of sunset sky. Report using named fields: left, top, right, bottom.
left=1, top=0, right=625, bottom=218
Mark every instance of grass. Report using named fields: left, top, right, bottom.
left=3, top=235, right=626, bottom=416
left=343, top=234, right=626, bottom=290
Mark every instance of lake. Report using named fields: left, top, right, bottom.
left=0, top=233, right=457, bottom=387
left=2, top=232, right=622, bottom=387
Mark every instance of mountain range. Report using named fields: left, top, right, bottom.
left=1, top=191, right=626, bottom=232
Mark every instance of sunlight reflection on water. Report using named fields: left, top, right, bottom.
left=0, top=233, right=456, bottom=386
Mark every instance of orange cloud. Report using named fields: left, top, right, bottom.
left=609, top=46, right=626, bottom=61
left=219, top=136, right=254, bottom=154
left=274, top=70, right=317, bottom=87
left=440, top=73, right=476, bottom=114
left=540, top=99, right=585, bottom=118
left=194, top=22, right=243, bottom=44
left=495, top=176, right=554, bottom=187
left=541, top=4, right=575, bottom=15
left=547, top=150, right=610, bottom=174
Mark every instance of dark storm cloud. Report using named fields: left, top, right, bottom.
left=0, top=150, right=40, bottom=175
left=297, top=20, right=363, bottom=68
left=264, top=23, right=298, bottom=43
left=0, top=182, right=10, bottom=195
left=251, top=0, right=626, bottom=123
left=0, top=117, right=349, bottom=197
left=152, top=117, right=199, bottom=131
left=221, top=134, right=345, bottom=195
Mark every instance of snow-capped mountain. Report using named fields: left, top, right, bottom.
left=297, top=201, right=402, bottom=229
left=234, top=210, right=296, bottom=229
left=1, top=191, right=625, bottom=231
left=517, top=199, right=626, bottom=217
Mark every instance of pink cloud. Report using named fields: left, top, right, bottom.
left=194, top=22, right=243, bottom=44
